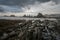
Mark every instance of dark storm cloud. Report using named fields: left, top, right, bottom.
left=0, top=0, right=51, bottom=12
left=0, top=0, right=60, bottom=16
left=0, top=0, right=59, bottom=13
left=37, top=0, right=50, bottom=2
left=52, top=0, right=60, bottom=4
left=0, top=9, right=4, bottom=12
left=0, top=0, right=51, bottom=6
left=0, top=7, right=4, bottom=12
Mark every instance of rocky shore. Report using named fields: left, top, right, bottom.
left=0, top=19, right=60, bottom=40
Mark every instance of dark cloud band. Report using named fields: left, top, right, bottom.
left=0, top=0, right=51, bottom=6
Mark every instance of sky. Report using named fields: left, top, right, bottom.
left=0, top=0, right=60, bottom=16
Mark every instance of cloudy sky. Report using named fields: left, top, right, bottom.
left=0, top=0, right=60, bottom=16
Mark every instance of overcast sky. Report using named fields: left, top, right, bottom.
left=0, top=0, right=60, bottom=16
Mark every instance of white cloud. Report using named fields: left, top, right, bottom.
left=21, top=1, right=59, bottom=15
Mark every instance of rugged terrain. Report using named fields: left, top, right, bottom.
left=0, top=19, right=60, bottom=40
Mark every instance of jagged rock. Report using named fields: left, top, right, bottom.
left=0, top=20, right=59, bottom=40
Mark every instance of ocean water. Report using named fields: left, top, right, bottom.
left=0, top=16, right=57, bottom=21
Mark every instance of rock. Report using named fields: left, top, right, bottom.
left=1, top=33, right=8, bottom=40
